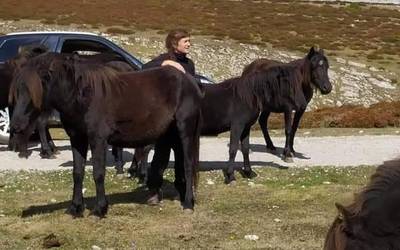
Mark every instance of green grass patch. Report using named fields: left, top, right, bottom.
left=0, top=166, right=376, bottom=249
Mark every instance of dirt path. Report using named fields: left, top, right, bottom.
left=1, top=135, right=399, bottom=171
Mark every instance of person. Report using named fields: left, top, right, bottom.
left=142, top=29, right=195, bottom=76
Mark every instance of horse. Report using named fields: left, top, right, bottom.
left=0, top=44, right=59, bottom=158
left=6, top=49, right=135, bottom=159
left=242, top=47, right=332, bottom=162
left=324, top=158, right=400, bottom=249
left=130, top=58, right=322, bottom=184
left=9, top=53, right=203, bottom=217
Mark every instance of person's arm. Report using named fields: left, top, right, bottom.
left=142, top=54, right=168, bottom=70
left=161, top=60, right=185, bottom=73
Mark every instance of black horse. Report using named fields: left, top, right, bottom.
left=6, top=48, right=135, bottom=158
left=242, top=47, right=332, bottom=162
left=325, top=158, right=400, bottom=249
left=130, top=51, right=328, bottom=184
left=10, top=54, right=203, bottom=217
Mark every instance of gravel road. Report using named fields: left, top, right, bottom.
left=1, top=135, right=400, bottom=171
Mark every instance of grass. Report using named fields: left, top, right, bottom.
left=0, top=166, right=376, bottom=249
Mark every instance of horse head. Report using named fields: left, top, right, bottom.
left=307, top=47, right=332, bottom=95
left=325, top=159, right=400, bottom=249
left=324, top=202, right=387, bottom=250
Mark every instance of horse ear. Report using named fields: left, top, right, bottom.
left=307, top=47, right=316, bottom=59
left=335, top=202, right=351, bottom=221
left=319, top=48, right=324, bottom=55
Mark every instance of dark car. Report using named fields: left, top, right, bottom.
left=0, top=31, right=213, bottom=143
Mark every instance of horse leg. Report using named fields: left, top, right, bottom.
left=138, top=145, right=152, bottom=183
left=112, top=146, right=124, bottom=175
left=66, top=134, right=88, bottom=217
left=45, top=126, right=59, bottom=155
left=224, top=124, right=242, bottom=184
left=282, top=109, right=294, bottom=163
left=89, top=138, right=108, bottom=217
left=177, top=122, right=200, bottom=211
left=37, top=116, right=54, bottom=159
left=172, top=140, right=185, bottom=202
left=258, top=110, right=276, bottom=151
left=146, top=138, right=171, bottom=205
left=128, top=146, right=150, bottom=183
left=240, top=127, right=257, bottom=179
left=289, top=109, right=305, bottom=154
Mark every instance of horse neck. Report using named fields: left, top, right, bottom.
left=295, top=58, right=313, bottom=101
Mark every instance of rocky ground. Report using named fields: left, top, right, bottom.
left=1, top=19, right=399, bottom=110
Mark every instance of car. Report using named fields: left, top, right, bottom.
left=0, top=31, right=214, bottom=144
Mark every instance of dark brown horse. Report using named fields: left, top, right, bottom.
left=10, top=53, right=203, bottom=217
left=6, top=49, right=135, bottom=159
left=242, top=47, right=332, bottom=162
left=0, top=44, right=58, bottom=158
left=325, top=159, right=400, bottom=249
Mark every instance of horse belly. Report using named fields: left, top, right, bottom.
left=111, top=105, right=175, bottom=144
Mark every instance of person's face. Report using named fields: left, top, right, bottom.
left=174, top=36, right=191, bottom=54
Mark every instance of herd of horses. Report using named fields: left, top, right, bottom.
left=1, top=44, right=399, bottom=249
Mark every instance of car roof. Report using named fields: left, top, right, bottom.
left=6, top=31, right=99, bottom=36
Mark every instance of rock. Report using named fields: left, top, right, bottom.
left=244, top=234, right=259, bottom=241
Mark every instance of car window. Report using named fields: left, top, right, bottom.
left=0, top=36, right=45, bottom=61
left=61, top=39, right=114, bottom=54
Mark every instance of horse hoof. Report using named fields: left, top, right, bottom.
left=115, top=168, right=124, bottom=175
left=283, top=157, right=294, bottom=163
left=53, top=149, right=61, bottom=155
left=40, top=152, right=56, bottom=159
left=90, top=205, right=108, bottom=218
left=147, top=194, right=161, bottom=206
left=228, top=180, right=237, bottom=186
left=241, top=170, right=257, bottom=179
left=183, top=208, right=194, bottom=214
left=18, top=151, right=31, bottom=159
left=65, top=203, right=84, bottom=218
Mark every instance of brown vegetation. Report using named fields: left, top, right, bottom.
left=0, top=0, right=399, bottom=60
left=266, top=101, right=400, bottom=129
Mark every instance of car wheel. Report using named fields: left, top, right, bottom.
left=0, top=107, right=10, bottom=144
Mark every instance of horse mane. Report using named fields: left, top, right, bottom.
left=348, top=158, right=400, bottom=216
left=242, top=57, right=312, bottom=90
left=9, top=65, right=43, bottom=109
left=235, top=64, right=304, bottom=110
left=67, top=59, right=123, bottom=101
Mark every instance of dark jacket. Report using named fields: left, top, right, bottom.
left=142, top=52, right=195, bottom=76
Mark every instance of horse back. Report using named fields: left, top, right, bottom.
left=200, top=78, right=258, bottom=135
left=242, top=58, right=281, bottom=76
